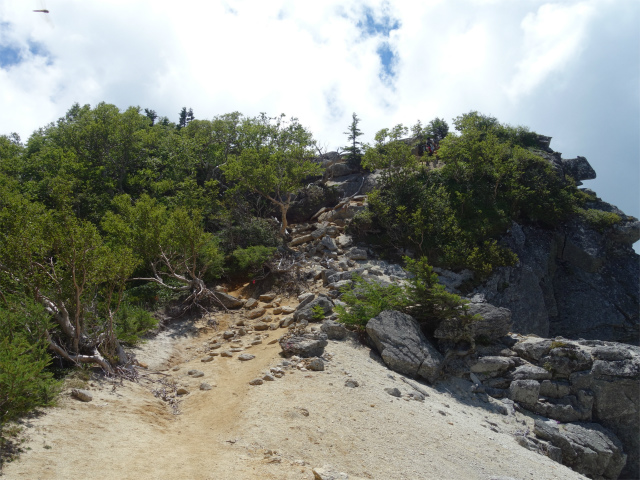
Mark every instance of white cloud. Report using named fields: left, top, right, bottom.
left=506, top=1, right=597, bottom=100
left=0, top=0, right=637, bottom=224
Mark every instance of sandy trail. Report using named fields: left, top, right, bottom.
left=2, top=310, right=588, bottom=480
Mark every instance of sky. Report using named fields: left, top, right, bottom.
left=0, top=0, right=638, bottom=230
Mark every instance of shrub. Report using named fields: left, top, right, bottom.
left=0, top=300, right=61, bottom=425
left=113, top=303, right=158, bottom=345
left=335, top=275, right=409, bottom=329
left=228, top=245, right=277, bottom=277
left=577, top=208, right=621, bottom=233
left=311, top=305, right=326, bottom=321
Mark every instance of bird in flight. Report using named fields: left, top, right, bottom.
left=33, top=9, right=49, bottom=13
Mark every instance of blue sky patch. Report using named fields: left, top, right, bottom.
left=0, top=40, right=51, bottom=69
left=356, top=7, right=400, bottom=38
left=0, top=45, right=21, bottom=68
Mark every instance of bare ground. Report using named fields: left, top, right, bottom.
left=1, top=309, right=588, bottom=480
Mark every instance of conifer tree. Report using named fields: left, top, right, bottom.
left=343, top=112, right=364, bottom=169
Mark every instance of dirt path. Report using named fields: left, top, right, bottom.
left=2, top=309, right=588, bottom=480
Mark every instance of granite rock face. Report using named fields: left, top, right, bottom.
left=473, top=214, right=638, bottom=345
left=366, top=310, right=443, bottom=383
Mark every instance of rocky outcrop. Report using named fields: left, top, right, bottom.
left=473, top=211, right=639, bottom=345
left=533, top=420, right=626, bottom=480
left=441, top=335, right=639, bottom=479
left=366, top=310, right=443, bottom=383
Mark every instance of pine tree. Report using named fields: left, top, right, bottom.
left=343, top=112, right=364, bottom=169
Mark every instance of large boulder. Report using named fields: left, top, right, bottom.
left=366, top=310, right=443, bottom=383
left=433, top=302, right=511, bottom=344
left=279, top=332, right=328, bottom=358
left=294, top=295, right=334, bottom=322
left=533, top=420, right=626, bottom=480
left=211, top=291, right=243, bottom=309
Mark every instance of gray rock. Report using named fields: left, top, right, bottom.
left=433, top=302, right=511, bottom=344
left=344, top=379, right=359, bottom=388
left=201, top=356, right=214, bottom=363
left=297, top=292, right=316, bottom=309
left=512, top=338, right=553, bottom=363
left=470, top=356, right=514, bottom=375
left=279, top=333, right=328, bottom=358
left=321, top=319, right=349, bottom=340
left=71, top=389, right=93, bottom=402
left=294, top=295, right=334, bottom=322
left=561, top=156, right=597, bottom=182
left=366, top=310, right=443, bottom=383
left=249, top=378, right=264, bottom=386
left=321, top=236, right=338, bottom=251
left=307, top=357, right=325, bottom=371
left=176, top=387, right=189, bottom=395
left=539, top=379, right=570, bottom=398
left=508, top=379, right=540, bottom=406
left=187, top=370, right=205, bottom=378
left=211, top=291, right=243, bottom=309
left=347, top=247, right=368, bottom=261
left=223, top=330, right=235, bottom=339
left=244, top=298, right=258, bottom=309
left=238, top=354, right=255, bottom=361
left=533, top=420, right=626, bottom=479
left=510, top=364, right=552, bottom=381
left=259, top=293, right=276, bottom=302
left=290, top=234, right=313, bottom=246
left=384, top=387, right=402, bottom=397
left=200, top=383, right=213, bottom=391
left=247, top=307, right=266, bottom=319
left=263, top=374, right=276, bottom=381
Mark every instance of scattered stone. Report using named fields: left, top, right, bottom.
left=211, top=291, right=243, bottom=309
left=253, top=322, right=270, bottom=331
left=345, top=379, right=359, bottom=388
left=294, top=295, right=334, bottom=322
left=251, top=339, right=263, bottom=345
left=347, top=247, right=368, bottom=261
left=306, top=357, right=325, bottom=371
left=297, top=292, right=315, bottom=309
left=199, top=383, right=213, bottom=391
left=223, top=330, right=235, bottom=339
left=385, top=387, right=402, bottom=397
left=249, top=378, right=264, bottom=386
left=280, top=306, right=296, bottom=314
left=262, top=374, right=276, bottom=381
left=201, top=356, right=214, bottom=362
left=247, top=307, right=266, bottom=319
left=176, top=387, right=189, bottom=396
left=268, top=339, right=278, bottom=345
left=321, top=319, right=349, bottom=340
left=259, top=293, right=277, bottom=302
left=279, top=332, right=328, bottom=358
left=71, top=389, right=93, bottom=402
left=238, top=353, right=256, bottom=361
left=187, top=370, right=205, bottom=378
left=244, top=298, right=258, bottom=309
left=220, top=351, right=233, bottom=358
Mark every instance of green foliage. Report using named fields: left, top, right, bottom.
left=335, top=257, right=473, bottom=330
left=228, top=246, right=277, bottom=278
left=335, top=274, right=409, bottom=329
left=343, top=112, right=364, bottom=169
left=113, top=303, right=157, bottom=345
left=427, top=117, right=449, bottom=144
left=362, top=124, right=418, bottom=185
left=311, top=305, right=326, bottom=321
left=577, top=208, right=621, bottom=233
left=361, top=111, right=581, bottom=278
left=0, top=300, right=61, bottom=425
left=222, top=114, right=323, bottom=234
left=402, top=257, right=475, bottom=325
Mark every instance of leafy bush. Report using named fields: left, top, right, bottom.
left=335, top=257, right=476, bottom=332
left=0, top=300, right=61, bottom=425
left=311, top=305, right=326, bottom=321
left=577, top=208, right=621, bottom=233
left=335, top=275, right=409, bottom=329
left=228, top=245, right=277, bottom=277
left=113, top=303, right=158, bottom=345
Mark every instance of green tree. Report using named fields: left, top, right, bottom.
left=343, top=112, right=364, bottom=169
left=427, top=117, right=449, bottom=145
left=362, top=124, right=418, bottom=185
left=221, top=114, right=323, bottom=235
